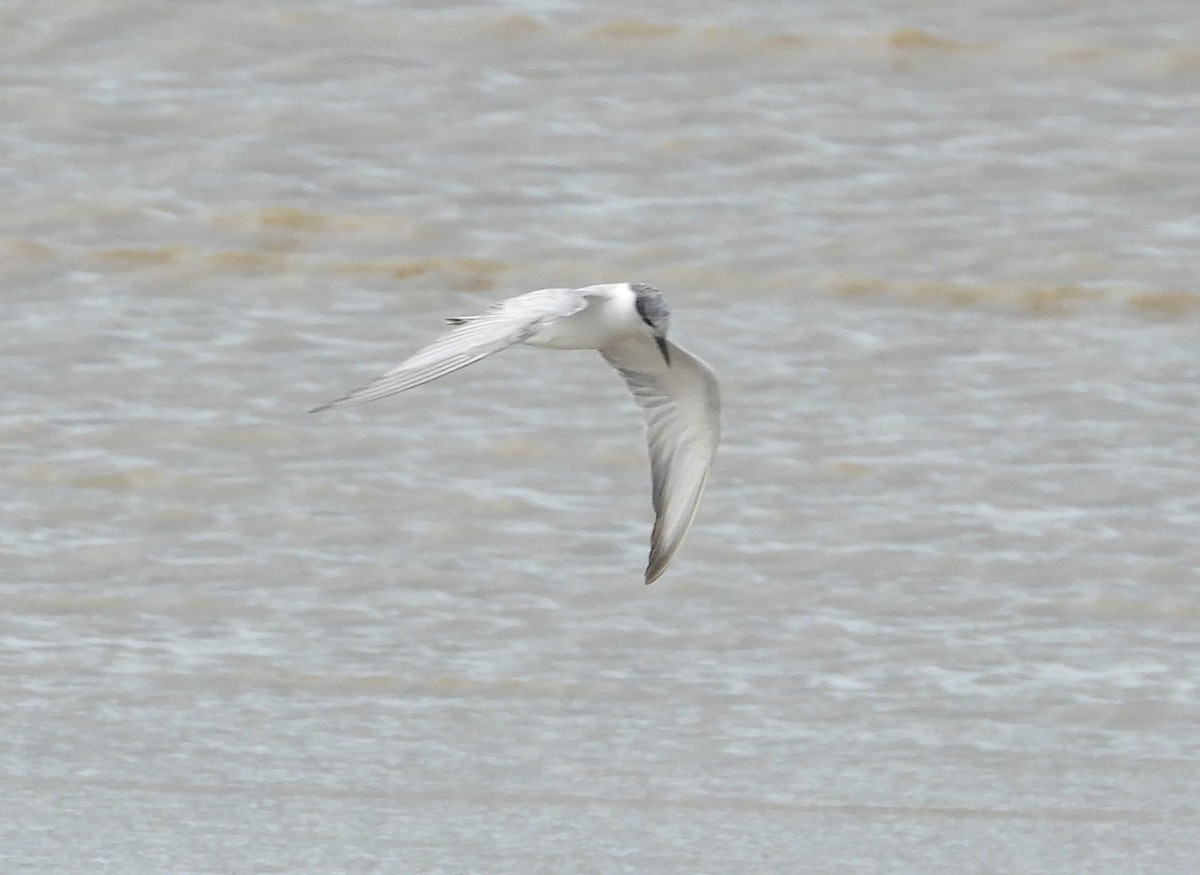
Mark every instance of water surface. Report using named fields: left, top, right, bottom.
left=3, top=2, right=1199, bottom=872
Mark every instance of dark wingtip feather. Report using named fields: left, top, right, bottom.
left=309, top=395, right=347, bottom=413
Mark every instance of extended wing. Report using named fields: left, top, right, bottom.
left=603, top=338, right=720, bottom=583
left=312, top=288, right=587, bottom=411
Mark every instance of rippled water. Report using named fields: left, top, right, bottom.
left=4, top=1, right=1200, bottom=872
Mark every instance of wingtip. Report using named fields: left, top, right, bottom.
left=308, top=398, right=339, bottom=414
left=310, top=393, right=359, bottom=413
left=309, top=391, right=360, bottom=413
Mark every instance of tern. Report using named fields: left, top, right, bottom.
left=312, top=282, right=720, bottom=584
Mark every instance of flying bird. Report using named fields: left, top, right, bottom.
left=312, top=282, right=720, bottom=584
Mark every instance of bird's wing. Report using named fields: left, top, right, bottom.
left=603, top=338, right=720, bottom=584
left=312, top=288, right=588, bottom=411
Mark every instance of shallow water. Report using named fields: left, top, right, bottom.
left=3, top=1, right=1200, bottom=872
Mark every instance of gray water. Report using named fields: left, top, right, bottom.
left=3, top=2, right=1199, bottom=872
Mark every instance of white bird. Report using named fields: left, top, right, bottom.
left=312, top=282, right=720, bottom=584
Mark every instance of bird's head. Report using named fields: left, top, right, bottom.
left=631, top=282, right=672, bottom=365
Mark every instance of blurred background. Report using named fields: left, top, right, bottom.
left=3, top=2, right=1199, bottom=872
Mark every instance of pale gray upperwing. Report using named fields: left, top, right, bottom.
left=602, top=338, right=720, bottom=584
left=311, top=288, right=587, bottom=411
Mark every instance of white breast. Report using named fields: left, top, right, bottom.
left=523, top=283, right=643, bottom=351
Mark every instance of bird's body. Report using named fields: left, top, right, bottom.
left=523, top=283, right=636, bottom=349
left=313, top=282, right=720, bottom=584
